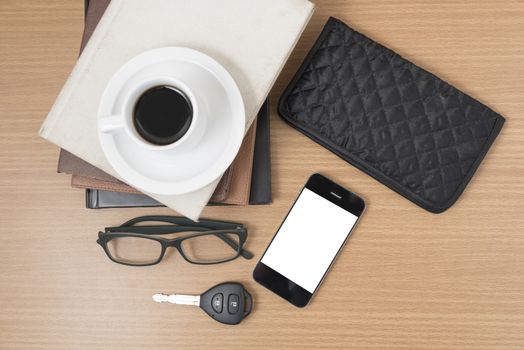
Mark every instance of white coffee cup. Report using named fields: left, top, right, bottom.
left=98, top=75, right=206, bottom=152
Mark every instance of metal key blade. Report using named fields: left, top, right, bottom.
left=152, top=293, right=200, bottom=306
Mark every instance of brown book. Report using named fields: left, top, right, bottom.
left=58, top=0, right=255, bottom=204
left=222, top=119, right=257, bottom=205
left=71, top=171, right=233, bottom=202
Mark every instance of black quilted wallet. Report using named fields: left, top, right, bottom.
left=279, top=17, right=505, bottom=213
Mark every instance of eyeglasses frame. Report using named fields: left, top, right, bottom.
left=97, top=215, right=253, bottom=266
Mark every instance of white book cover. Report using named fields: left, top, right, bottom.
left=39, top=0, right=314, bottom=220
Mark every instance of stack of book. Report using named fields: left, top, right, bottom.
left=40, top=0, right=314, bottom=218
left=58, top=0, right=272, bottom=209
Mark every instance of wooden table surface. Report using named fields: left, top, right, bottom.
left=1, top=0, right=523, bottom=349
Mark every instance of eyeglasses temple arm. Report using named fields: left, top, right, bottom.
left=215, top=232, right=254, bottom=259
left=105, top=225, right=207, bottom=234
left=120, top=215, right=242, bottom=231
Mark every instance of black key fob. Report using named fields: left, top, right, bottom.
left=200, top=282, right=253, bottom=325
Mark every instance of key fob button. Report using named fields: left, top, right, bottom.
left=228, top=294, right=240, bottom=314
left=211, top=293, right=223, bottom=313
left=199, top=282, right=252, bottom=324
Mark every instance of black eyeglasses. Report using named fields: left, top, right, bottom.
left=97, top=215, right=253, bottom=266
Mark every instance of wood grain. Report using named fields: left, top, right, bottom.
left=1, top=0, right=523, bottom=349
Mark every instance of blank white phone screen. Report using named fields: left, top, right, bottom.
left=261, top=188, right=358, bottom=293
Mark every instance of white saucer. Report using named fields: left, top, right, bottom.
left=97, top=47, right=245, bottom=195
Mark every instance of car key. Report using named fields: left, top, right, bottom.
left=152, top=282, right=253, bottom=325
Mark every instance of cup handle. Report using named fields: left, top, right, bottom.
left=99, top=115, right=124, bottom=134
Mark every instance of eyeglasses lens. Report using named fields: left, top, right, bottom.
left=180, top=232, right=240, bottom=263
left=106, top=236, right=162, bottom=265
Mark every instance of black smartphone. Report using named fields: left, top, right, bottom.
left=253, top=173, right=365, bottom=307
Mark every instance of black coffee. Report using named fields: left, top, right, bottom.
left=133, top=86, right=193, bottom=145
